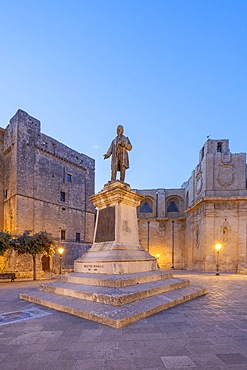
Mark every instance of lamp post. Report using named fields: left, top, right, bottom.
left=58, top=247, right=64, bottom=275
left=215, top=243, right=222, bottom=276
left=147, top=221, right=150, bottom=253
left=171, top=220, right=175, bottom=269
left=156, top=254, right=160, bottom=269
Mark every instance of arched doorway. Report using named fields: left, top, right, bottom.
left=42, top=255, right=50, bottom=272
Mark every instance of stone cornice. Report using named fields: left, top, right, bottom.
left=90, top=181, right=145, bottom=208
left=186, top=195, right=247, bottom=214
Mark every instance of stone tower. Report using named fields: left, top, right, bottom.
left=185, top=138, right=247, bottom=272
left=0, top=109, right=95, bottom=274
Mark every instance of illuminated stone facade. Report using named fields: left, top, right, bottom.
left=1, top=111, right=246, bottom=276
left=136, top=139, right=247, bottom=273
left=0, top=110, right=95, bottom=276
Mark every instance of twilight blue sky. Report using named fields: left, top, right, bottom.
left=1, top=0, right=247, bottom=192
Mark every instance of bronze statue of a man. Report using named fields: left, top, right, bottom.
left=104, top=125, right=132, bottom=182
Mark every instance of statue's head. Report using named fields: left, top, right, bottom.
left=117, top=125, right=124, bottom=135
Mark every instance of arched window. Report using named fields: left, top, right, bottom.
left=223, top=227, right=230, bottom=242
left=167, top=200, right=179, bottom=213
left=167, top=200, right=179, bottom=212
left=140, top=200, right=153, bottom=213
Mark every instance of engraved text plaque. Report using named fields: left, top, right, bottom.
left=95, top=206, right=115, bottom=242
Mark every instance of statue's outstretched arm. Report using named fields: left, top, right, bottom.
left=104, top=142, right=113, bottom=159
left=125, top=138, right=132, bottom=151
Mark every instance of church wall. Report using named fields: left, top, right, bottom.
left=138, top=216, right=186, bottom=270
left=136, top=188, right=186, bottom=270
left=215, top=152, right=246, bottom=195
left=185, top=203, right=206, bottom=271
left=137, top=139, right=247, bottom=274
left=238, top=208, right=247, bottom=272
left=182, top=139, right=247, bottom=273
left=186, top=198, right=247, bottom=273
left=183, top=172, right=194, bottom=209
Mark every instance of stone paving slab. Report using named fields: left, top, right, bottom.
left=1, top=272, right=247, bottom=369
left=40, top=277, right=190, bottom=305
left=0, top=307, right=51, bottom=326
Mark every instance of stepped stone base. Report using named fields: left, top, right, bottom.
left=20, top=270, right=207, bottom=328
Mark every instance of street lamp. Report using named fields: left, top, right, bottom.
left=156, top=254, right=160, bottom=269
left=147, top=221, right=150, bottom=253
left=215, top=243, right=222, bottom=276
left=58, top=247, right=64, bottom=275
left=171, top=220, right=175, bottom=269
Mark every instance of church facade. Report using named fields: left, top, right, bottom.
left=136, top=139, right=247, bottom=273
left=0, top=110, right=95, bottom=276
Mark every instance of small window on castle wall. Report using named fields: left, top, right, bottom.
left=201, top=147, right=204, bottom=160
left=67, top=173, right=72, bottom=182
left=76, top=233, right=80, bottom=242
left=140, top=201, right=153, bottom=213
left=217, top=142, right=222, bottom=153
left=60, top=191, right=65, bottom=202
left=61, top=230, right=66, bottom=240
left=5, top=189, right=7, bottom=198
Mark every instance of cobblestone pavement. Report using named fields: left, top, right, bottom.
left=0, top=271, right=247, bottom=369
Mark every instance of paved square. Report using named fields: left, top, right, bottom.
left=0, top=271, right=247, bottom=369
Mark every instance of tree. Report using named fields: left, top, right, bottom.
left=0, top=232, right=12, bottom=256
left=13, top=230, right=54, bottom=280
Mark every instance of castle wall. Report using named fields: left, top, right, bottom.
left=3, top=110, right=95, bottom=241
left=0, top=109, right=95, bottom=274
left=0, top=128, right=5, bottom=230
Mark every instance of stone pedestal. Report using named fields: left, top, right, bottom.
left=74, top=181, right=158, bottom=274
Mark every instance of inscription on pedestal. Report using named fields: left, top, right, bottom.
left=95, top=206, right=115, bottom=242
left=83, top=264, right=104, bottom=271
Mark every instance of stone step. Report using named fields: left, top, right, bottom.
left=39, top=278, right=189, bottom=306
left=59, top=270, right=173, bottom=287
left=20, top=284, right=207, bottom=328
